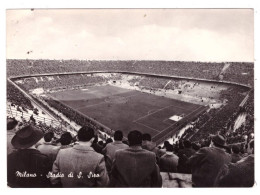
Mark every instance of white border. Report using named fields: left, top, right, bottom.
left=1, top=1, right=259, bottom=195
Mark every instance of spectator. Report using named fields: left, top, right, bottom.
left=57, top=132, right=73, bottom=149
left=177, top=140, right=196, bottom=174
left=92, top=136, right=104, bottom=154
left=110, top=130, right=162, bottom=187
left=188, top=134, right=231, bottom=187
left=51, top=126, right=109, bottom=187
left=7, top=118, right=18, bottom=155
left=231, top=145, right=242, bottom=163
left=37, top=132, right=61, bottom=164
left=159, top=143, right=179, bottom=173
left=214, top=154, right=254, bottom=187
left=142, top=133, right=165, bottom=158
left=191, top=142, right=201, bottom=151
left=102, top=130, right=129, bottom=173
left=7, top=125, right=51, bottom=187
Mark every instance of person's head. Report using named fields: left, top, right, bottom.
left=106, top=138, right=113, bottom=144
left=183, top=140, right=192, bottom=148
left=225, top=146, right=231, bottom=154
left=59, top=132, right=73, bottom=145
left=7, top=118, right=18, bottom=130
left=114, top=130, right=123, bottom=141
left=142, top=133, right=151, bottom=141
left=128, top=130, right=143, bottom=146
left=210, top=134, right=227, bottom=149
left=77, top=126, right=95, bottom=142
left=191, top=142, right=200, bottom=151
left=44, top=132, right=54, bottom=142
left=164, top=141, right=170, bottom=148
left=178, top=140, right=184, bottom=149
left=165, top=143, right=173, bottom=152
left=231, top=145, right=240, bottom=154
left=11, top=125, right=43, bottom=149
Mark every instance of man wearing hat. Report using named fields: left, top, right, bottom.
left=7, top=125, right=52, bottom=187
left=187, top=133, right=231, bottom=187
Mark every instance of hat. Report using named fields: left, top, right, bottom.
left=210, top=134, right=227, bottom=147
left=11, top=125, right=43, bottom=149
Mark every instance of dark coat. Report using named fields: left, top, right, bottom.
left=159, top=153, right=179, bottom=173
left=177, top=147, right=196, bottom=173
left=215, top=155, right=254, bottom=187
left=7, top=149, right=52, bottom=188
left=110, top=146, right=162, bottom=187
left=187, top=147, right=231, bottom=187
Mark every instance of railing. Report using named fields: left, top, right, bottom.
left=7, top=106, right=61, bottom=128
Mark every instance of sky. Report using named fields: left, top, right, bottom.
left=6, top=9, right=254, bottom=62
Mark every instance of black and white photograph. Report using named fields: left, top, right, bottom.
left=4, top=7, right=256, bottom=189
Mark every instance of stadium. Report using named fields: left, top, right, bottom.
left=6, top=9, right=255, bottom=188
left=7, top=60, right=254, bottom=143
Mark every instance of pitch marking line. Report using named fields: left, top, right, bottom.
left=152, top=105, right=204, bottom=138
left=133, top=104, right=191, bottom=123
left=134, top=121, right=161, bottom=133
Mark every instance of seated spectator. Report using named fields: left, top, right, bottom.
left=102, top=130, right=129, bottom=173
left=51, top=126, right=109, bottom=187
left=92, top=136, right=104, bottom=154
left=142, top=133, right=165, bottom=158
left=57, top=132, right=73, bottom=149
left=7, top=125, right=51, bottom=187
left=159, top=143, right=179, bottom=173
left=110, top=130, right=162, bottom=187
left=231, top=145, right=242, bottom=163
left=177, top=140, right=196, bottom=174
left=7, top=118, right=18, bottom=155
left=188, top=134, right=231, bottom=187
left=37, top=132, right=61, bottom=164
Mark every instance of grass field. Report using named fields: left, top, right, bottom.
left=49, top=85, right=204, bottom=140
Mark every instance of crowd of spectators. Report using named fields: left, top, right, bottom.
left=7, top=121, right=254, bottom=187
left=15, top=74, right=108, bottom=91
left=188, top=86, right=248, bottom=141
left=7, top=81, right=33, bottom=110
left=7, top=59, right=253, bottom=86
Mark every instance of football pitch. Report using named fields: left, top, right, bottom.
left=49, top=85, right=205, bottom=141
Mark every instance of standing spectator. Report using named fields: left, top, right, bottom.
left=51, top=126, right=109, bottom=187
left=177, top=140, right=196, bottom=174
left=110, top=130, right=162, bottom=187
left=7, top=118, right=18, bottom=155
left=102, top=130, right=129, bottom=173
left=230, top=145, right=242, bottom=163
left=159, top=143, right=179, bottom=173
left=7, top=125, right=51, bottom=187
left=37, top=132, right=61, bottom=164
left=188, top=134, right=231, bottom=187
